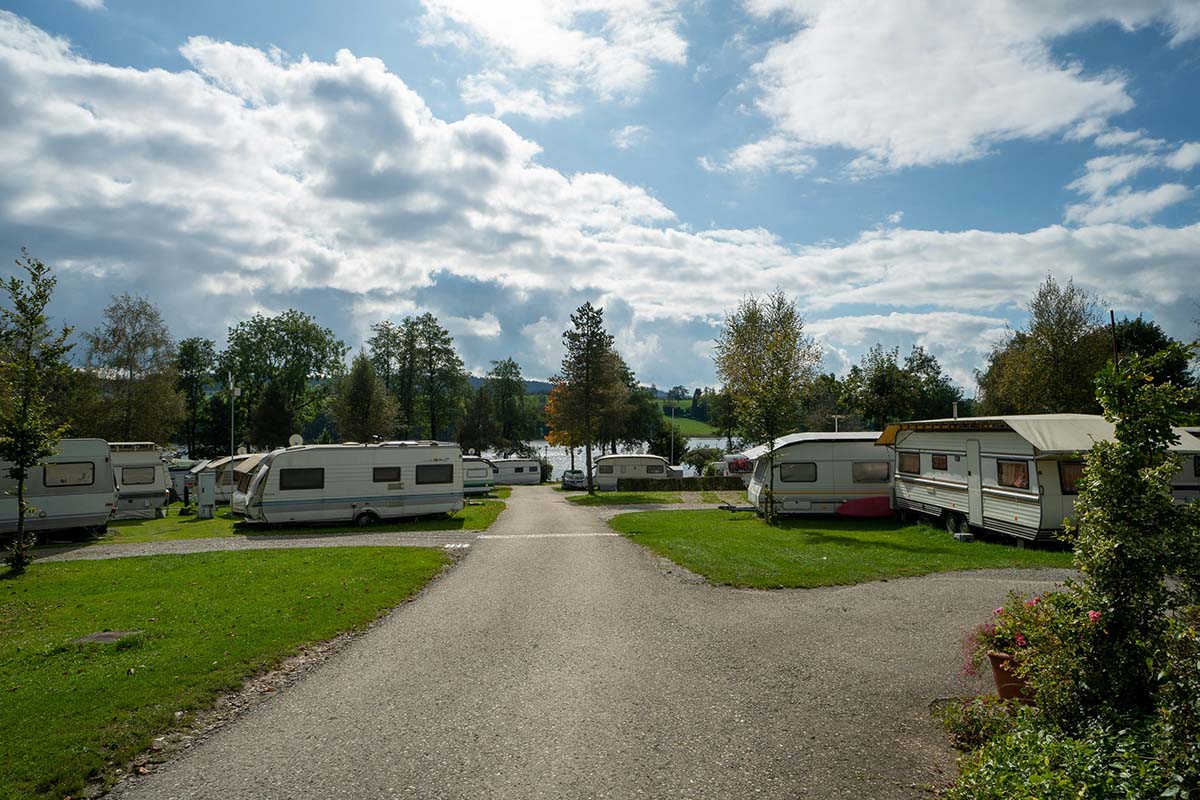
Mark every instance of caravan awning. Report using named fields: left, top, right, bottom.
left=232, top=452, right=266, bottom=476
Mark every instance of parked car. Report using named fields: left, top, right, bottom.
left=561, top=469, right=587, bottom=489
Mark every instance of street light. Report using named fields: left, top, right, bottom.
left=831, top=414, right=844, bottom=432
left=670, top=404, right=675, bottom=464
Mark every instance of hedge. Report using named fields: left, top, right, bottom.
left=615, top=476, right=746, bottom=492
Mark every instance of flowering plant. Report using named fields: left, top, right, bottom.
left=964, top=589, right=1103, bottom=676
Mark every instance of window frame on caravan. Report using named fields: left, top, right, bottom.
left=852, top=461, right=891, bottom=483
left=43, top=462, right=96, bottom=488
left=646, top=464, right=664, bottom=474
left=598, top=465, right=614, bottom=474
left=1058, top=460, right=1085, bottom=495
left=121, top=466, right=157, bottom=485
left=996, top=459, right=1030, bottom=490
left=279, top=467, right=325, bottom=491
left=415, top=464, right=453, bottom=485
left=898, top=452, right=920, bottom=474
left=931, top=454, right=948, bottom=471
left=373, top=466, right=402, bottom=483
left=778, top=462, right=817, bottom=483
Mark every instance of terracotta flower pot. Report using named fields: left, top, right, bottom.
left=987, top=651, right=1034, bottom=703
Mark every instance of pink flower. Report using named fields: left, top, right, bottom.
left=994, top=607, right=1004, bottom=615
left=1015, top=633, right=1027, bottom=647
left=1088, top=610, right=1101, bottom=623
left=1025, top=597, right=1040, bottom=607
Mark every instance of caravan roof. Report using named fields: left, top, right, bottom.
left=232, top=452, right=267, bottom=476
left=740, top=431, right=882, bottom=462
left=876, top=414, right=1200, bottom=455
left=110, top=442, right=160, bottom=453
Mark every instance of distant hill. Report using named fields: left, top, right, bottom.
left=467, top=376, right=555, bottom=395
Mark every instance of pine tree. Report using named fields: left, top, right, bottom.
left=554, top=302, right=617, bottom=494
left=331, top=353, right=397, bottom=443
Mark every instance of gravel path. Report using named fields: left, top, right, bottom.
left=111, top=485, right=1072, bottom=800
left=31, top=529, right=476, bottom=562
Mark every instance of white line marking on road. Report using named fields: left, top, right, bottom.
left=477, top=532, right=621, bottom=540
left=443, top=543, right=471, bottom=549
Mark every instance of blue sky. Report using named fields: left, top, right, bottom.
left=1, top=0, right=1198, bottom=391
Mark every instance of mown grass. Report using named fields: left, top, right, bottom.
left=566, top=491, right=684, bottom=506
left=63, top=498, right=506, bottom=547
left=656, top=399, right=718, bottom=436
left=699, top=491, right=724, bottom=504
left=0, top=547, right=449, bottom=800
left=609, top=510, right=1074, bottom=589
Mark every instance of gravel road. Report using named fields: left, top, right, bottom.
left=111, top=485, right=1072, bottom=800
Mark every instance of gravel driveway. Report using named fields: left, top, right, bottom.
left=112, top=485, right=1071, bottom=799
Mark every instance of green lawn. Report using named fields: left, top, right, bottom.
left=609, top=510, right=1074, bottom=589
left=566, top=491, right=684, bottom=506
left=0, top=547, right=449, bottom=800
left=656, top=399, right=718, bottom=436
left=66, top=499, right=506, bottom=547
left=699, top=491, right=724, bottom=504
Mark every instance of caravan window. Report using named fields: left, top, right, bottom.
left=373, top=466, right=402, bottom=483
left=514, top=467, right=524, bottom=473
left=598, top=465, right=614, bottom=474
left=466, top=468, right=488, bottom=479
left=779, top=463, right=817, bottom=482
left=1058, top=461, right=1085, bottom=495
left=997, top=460, right=1030, bottom=490
left=752, top=460, right=768, bottom=482
left=416, top=464, right=453, bottom=485
left=43, top=462, right=95, bottom=487
left=279, top=468, right=324, bottom=491
left=898, top=452, right=920, bottom=474
left=646, top=464, right=664, bottom=474
left=852, top=462, right=891, bottom=483
left=931, top=454, right=948, bottom=471
left=122, top=466, right=156, bottom=485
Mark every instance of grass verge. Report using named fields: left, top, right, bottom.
left=567, top=491, right=684, bottom=506
left=609, top=510, right=1074, bottom=588
left=699, top=491, right=724, bottom=504
left=0, top=547, right=449, bottom=800
left=62, top=499, right=506, bottom=547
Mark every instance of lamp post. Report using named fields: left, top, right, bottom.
left=670, top=405, right=675, bottom=465
left=831, top=414, right=844, bottom=432
left=229, top=372, right=241, bottom=458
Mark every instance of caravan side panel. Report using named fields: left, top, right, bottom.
left=0, top=439, right=117, bottom=537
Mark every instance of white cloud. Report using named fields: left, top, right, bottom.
left=70, top=0, right=105, bottom=9
left=1068, top=153, right=1161, bottom=200
left=611, top=124, right=650, bottom=150
left=1065, top=183, right=1193, bottom=225
left=2, top=13, right=1199, bottom=389
left=714, top=1, right=1198, bottom=175
left=1166, top=142, right=1200, bottom=171
left=418, top=0, right=687, bottom=117
left=703, top=134, right=816, bottom=175
left=459, top=71, right=580, bottom=121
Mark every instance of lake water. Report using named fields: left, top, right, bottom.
left=483, top=437, right=731, bottom=479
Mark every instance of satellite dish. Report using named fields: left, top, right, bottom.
left=288, top=434, right=304, bottom=447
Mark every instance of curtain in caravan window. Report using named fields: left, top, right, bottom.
left=852, top=462, right=890, bottom=482
left=898, top=452, right=920, bottom=474
left=997, top=460, right=1030, bottom=490
left=43, top=462, right=95, bottom=487
left=1058, top=461, right=1085, bottom=495
left=122, top=466, right=156, bottom=485
left=779, top=463, right=817, bottom=482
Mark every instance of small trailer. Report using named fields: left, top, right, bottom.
left=743, top=432, right=891, bottom=517
left=109, top=442, right=170, bottom=520
left=229, top=453, right=268, bottom=516
left=243, top=441, right=465, bottom=525
left=592, top=454, right=678, bottom=491
left=463, top=455, right=497, bottom=496
left=876, top=414, right=1200, bottom=541
left=1, top=438, right=118, bottom=542
left=490, top=458, right=541, bottom=485
left=722, top=452, right=756, bottom=486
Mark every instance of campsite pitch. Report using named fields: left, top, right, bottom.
left=0, top=547, right=450, bottom=800
left=609, top=510, right=1074, bottom=588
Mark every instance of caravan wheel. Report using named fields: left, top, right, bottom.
left=354, top=511, right=380, bottom=527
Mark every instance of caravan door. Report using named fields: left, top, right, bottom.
left=967, top=439, right=983, bottom=527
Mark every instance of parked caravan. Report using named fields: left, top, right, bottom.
left=167, top=458, right=202, bottom=501
left=1, top=438, right=117, bottom=542
left=229, top=453, right=268, bottom=516
left=463, top=456, right=497, bottom=496
left=592, top=454, right=677, bottom=491
left=491, top=458, right=541, bottom=485
left=877, top=414, right=1200, bottom=542
left=244, top=442, right=464, bottom=525
left=723, top=452, right=756, bottom=486
left=109, top=442, right=170, bottom=520
left=198, top=455, right=251, bottom=504
left=743, top=432, right=891, bottom=517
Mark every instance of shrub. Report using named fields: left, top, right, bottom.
left=615, top=476, right=745, bottom=492
left=935, top=696, right=1017, bottom=751
left=1158, top=607, right=1200, bottom=793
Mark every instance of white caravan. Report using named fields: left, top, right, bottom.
left=723, top=452, right=756, bottom=486
left=877, top=414, right=1200, bottom=542
left=1, top=438, right=117, bottom=542
left=462, top=456, right=497, bottom=496
left=592, top=454, right=677, bottom=491
left=744, top=432, right=891, bottom=518
left=229, top=453, right=268, bottom=516
left=109, top=442, right=170, bottom=520
left=244, top=441, right=465, bottom=525
left=491, top=458, right=541, bottom=485
left=198, top=455, right=251, bottom=504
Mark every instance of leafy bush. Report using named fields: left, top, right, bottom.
left=935, top=696, right=1017, bottom=751
left=615, top=476, right=745, bottom=492
left=1158, top=607, right=1200, bottom=793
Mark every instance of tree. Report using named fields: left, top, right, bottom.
left=250, top=381, right=295, bottom=449
left=904, top=345, right=962, bottom=420
left=799, top=373, right=860, bottom=432
left=706, top=388, right=738, bottom=449
left=331, top=353, right=397, bottom=443
left=714, top=291, right=821, bottom=522
left=487, top=358, right=537, bottom=454
left=457, top=385, right=499, bottom=455
left=976, top=276, right=1109, bottom=414
left=622, top=386, right=664, bottom=448
left=681, top=445, right=724, bottom=475
left=412, top=313, right=468, bottom=440
left=667, top=385, right=689, bottom=401
left=1114, top=316, right=1194, bottom=388
left=221, top=310, right=347, bottom=444
left=0, top=250, right=72, bottom=572
left=843, top=345, right=961, bottom=428
left=647, top=423, right=688, bottom=464
left=544, top=384, right=586, bottom=470
left=176, top=337, right=216, bottom=455
left=554, top=302, right=617, bottom=494
left=84, top=293, right=184, bottom=442
left=691, top=387, right=707, bottom=421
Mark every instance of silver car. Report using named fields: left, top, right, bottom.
left=561, top=469, right=587, bottom=489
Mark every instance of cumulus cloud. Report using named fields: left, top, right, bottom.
left=708, top=1, right=1198, bottom=175
left=611, top=124, right=650, bottom=150
left=70, top=0, right=105, bottom=9
left=1, top=12, right=1198, bottom=390
left=1065, top=183, right=1193, bottom=225
left=418, top=0, right=686, bottom=117
left=1166, top=142, right=1200, bottom=171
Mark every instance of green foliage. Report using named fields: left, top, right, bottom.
left=553, top=302, right=622, bottom=493
left=0, top=548, right=449, bottom=800
left=935, top=696, right=1018, bottom=751
left=249, top=380, right=296, bottom=449
left=842, top=344, right=961, bottom=429
left=0, top=249, right=73, bottom=572
left=176, top=337, right=216, bottom=455
left=82, top=292, right=184, bottom=443
left=682, top=445, right=724, bottom=474
left=1158, top=608, right=1200, bottom=788
left=976, top=275, right=1109, bottom=414
left=457, top=384, right=499, bottom=455
left=331, top=352, right=397, bottom=443
left=486, top=358, right=538, bottom=453
left=412, top=313, right=469, bottom=439
left=646, top=422, right=688, bottom=463
left=706, top=387, right=738, bottom=448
